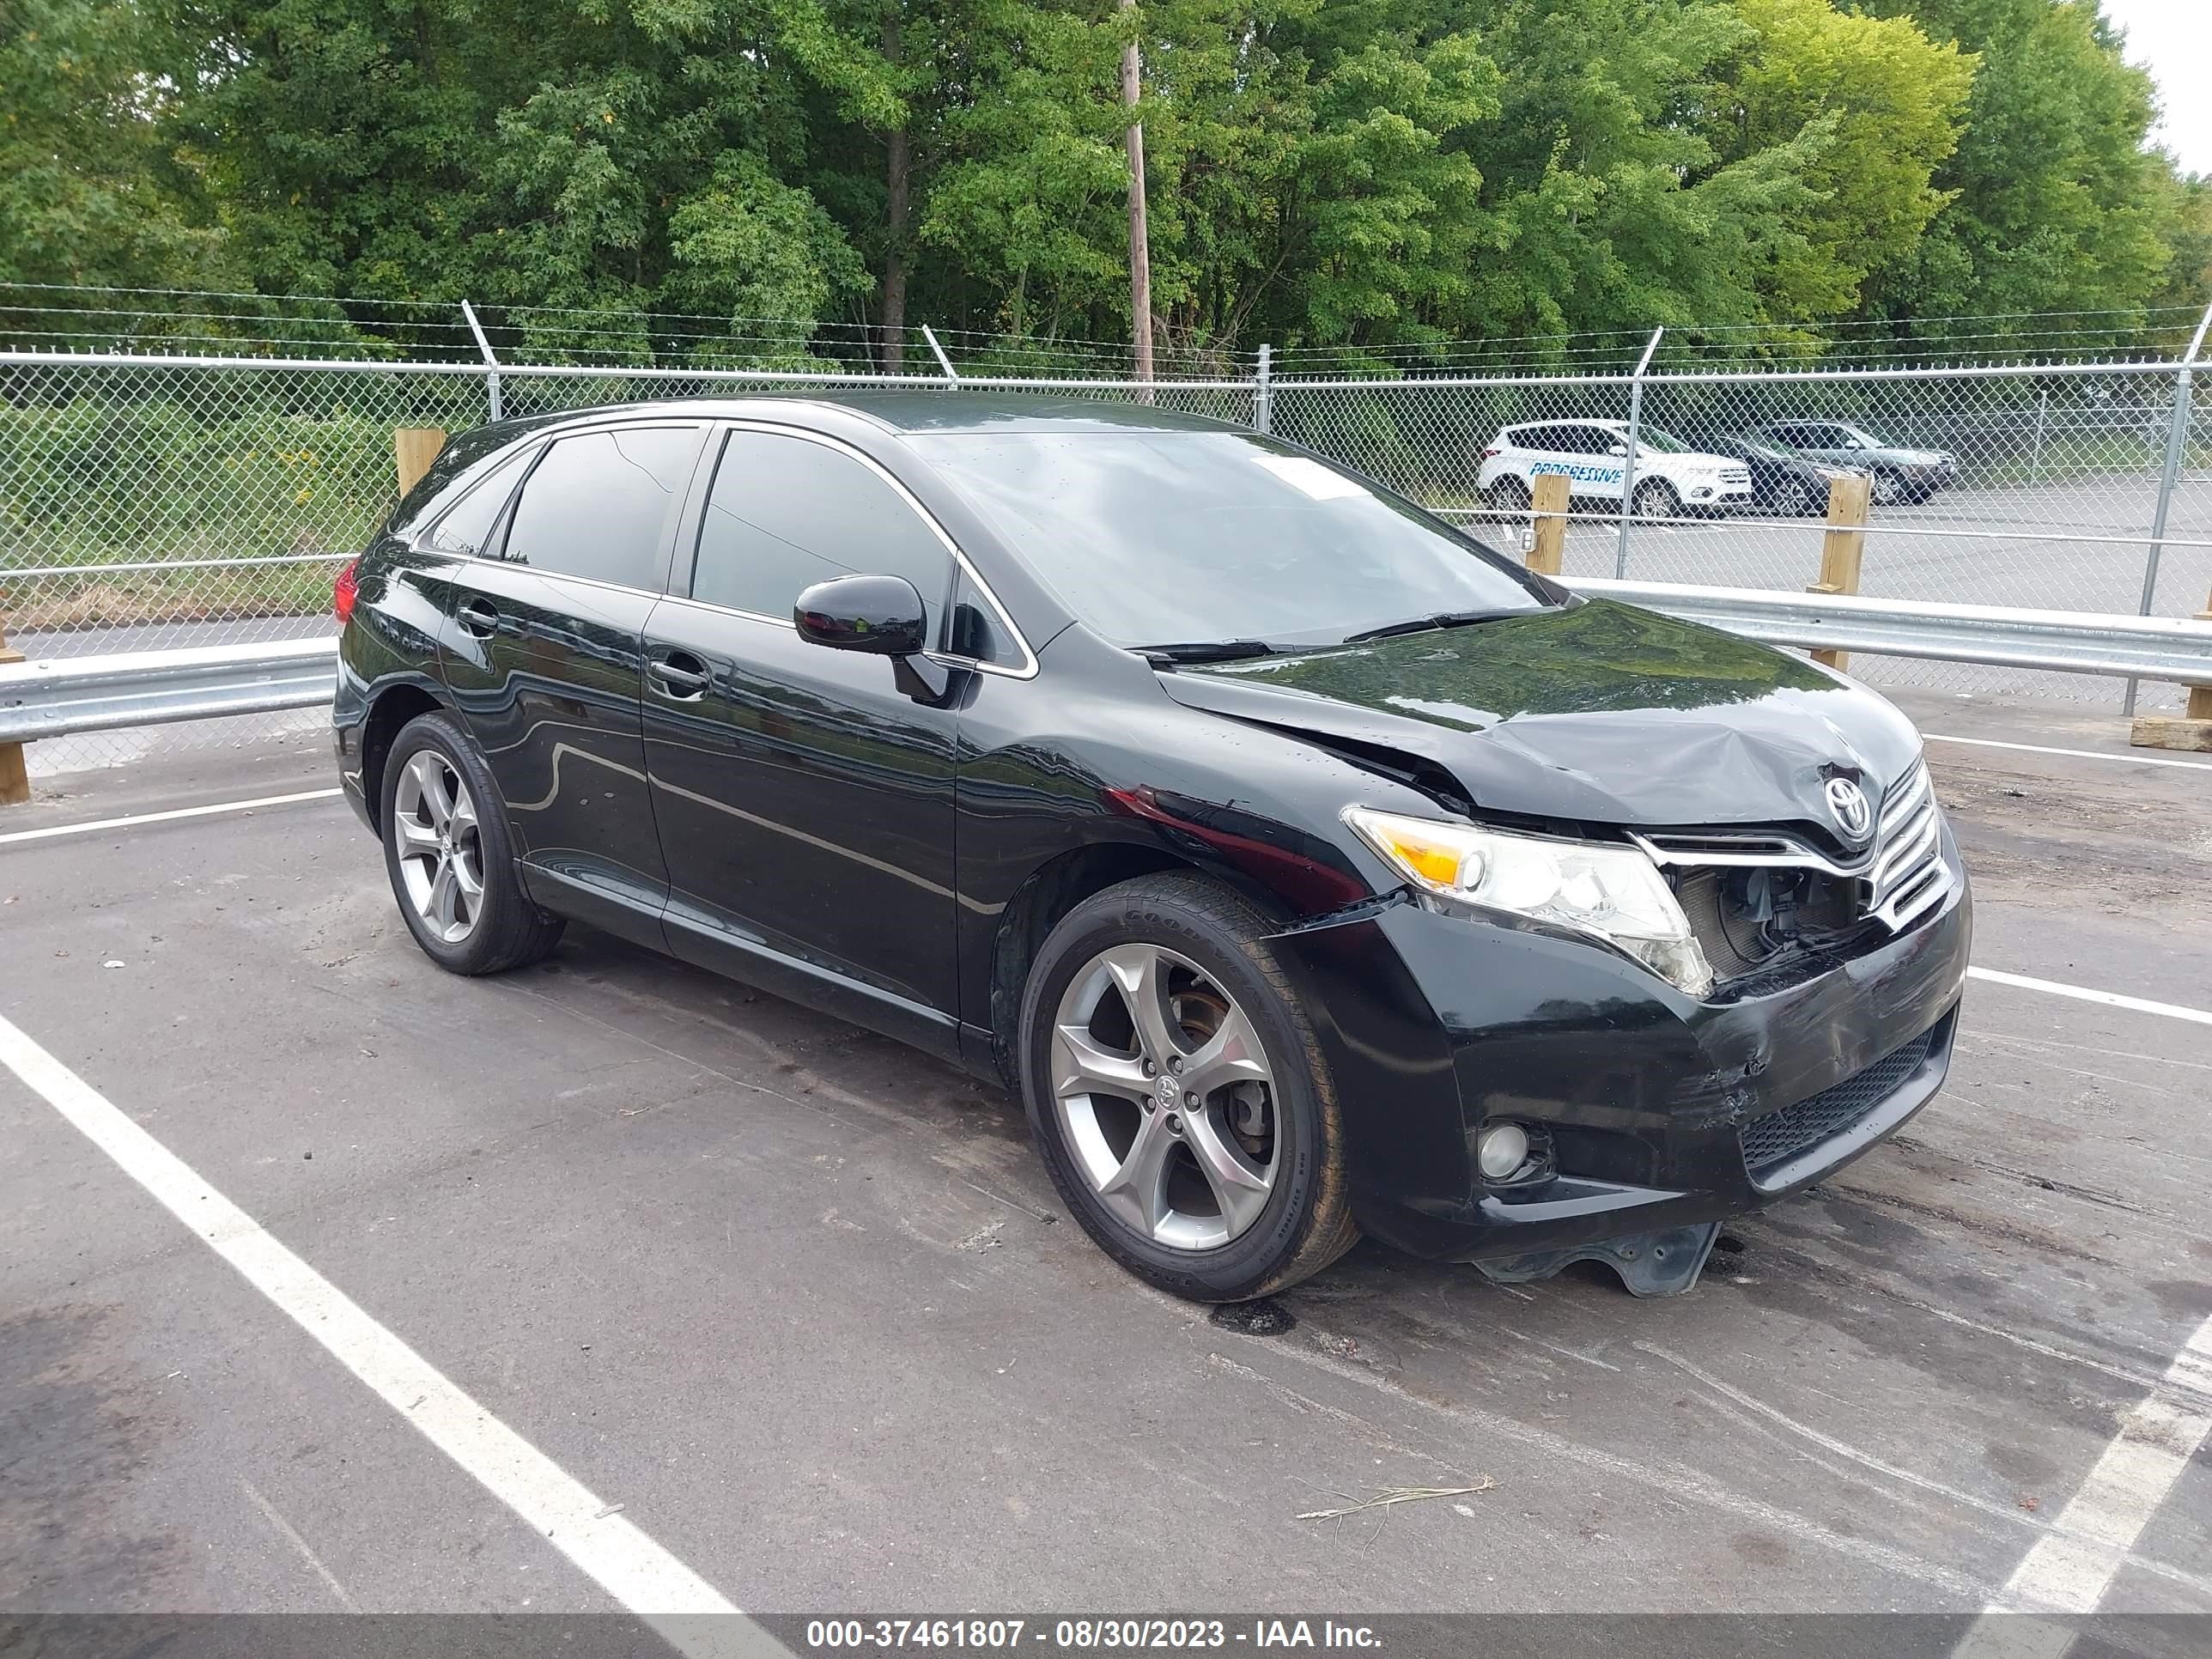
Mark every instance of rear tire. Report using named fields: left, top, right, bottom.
left=381, top=710, right=564, bottom=976
left=1018, top=874, right=1358, bottom=1302
left=1484, top=475, right=1532, bottom=520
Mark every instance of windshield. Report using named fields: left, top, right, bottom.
left=909, top=431, right=1553, bottom=649
left=1634, top=425, right=1693, bottom=453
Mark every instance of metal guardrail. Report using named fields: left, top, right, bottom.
left=0, top=637, right=337, bottom=744
left=1569, top=580, right=2212, bottom=684
left=0, top=588, right=2207, bottom=750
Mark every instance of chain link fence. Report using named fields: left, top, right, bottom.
left=1271, top=357, right=2212, bottom=706
left=4, top=324, right=2208, bottom=776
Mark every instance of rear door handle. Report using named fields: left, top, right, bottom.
left=648, top=653, right=712, bottom=699
left=458, top=598, right=501, bottom=638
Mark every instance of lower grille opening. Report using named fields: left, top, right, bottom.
left=1740, top=1022, right=1942, bottom=1180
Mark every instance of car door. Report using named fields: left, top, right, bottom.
left=1559, top=423, right=1631, bottom=502
left=1788, top=422, right=1855, bottom=466
left=437, top=419, right=707, bottom=946
left=1518, top=425, right=1587, bottom=496
left=640, top=422, right=963, bottom=1057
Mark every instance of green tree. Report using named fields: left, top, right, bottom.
left=0, top=0, right=228, bottom=289
left=1865, top=0, right=2190, bottom=330
left=1713, top=0, right=1973, bottom=318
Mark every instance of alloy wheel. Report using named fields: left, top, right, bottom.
left=392, top=750, right=484, bottom=945
left=1050, top=943, right=1280, bottom=1252
left=1872, top=471, right=1904, bottom=506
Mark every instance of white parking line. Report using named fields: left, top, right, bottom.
left=0, top=1008, right=780, bottom=1656
left=1952, top=1312, right=2212, bottom=1654
left=1925, top=733, right=2212, bottom=772
left=1967, top=967, right=2212, bottom=1029
left=0, top=787, right=342, bottom=846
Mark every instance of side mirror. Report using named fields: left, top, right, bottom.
left=1608, top=443, right=1630, bottom=457
left=794, top=573, right=928, bottom=657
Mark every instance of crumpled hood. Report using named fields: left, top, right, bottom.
left=1159, top=599, right=1923, bottom=833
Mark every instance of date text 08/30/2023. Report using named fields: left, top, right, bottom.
left=804, top=1620, right=1384, bottom=1650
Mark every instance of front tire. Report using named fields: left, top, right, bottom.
left=1871, top=469, right=1906, bottom=507
left=1018, top=874, right=1358, bottom=1302
left=380, top=710, right=564, bottom=975
left=1632, top=478, right=1680, bottom=520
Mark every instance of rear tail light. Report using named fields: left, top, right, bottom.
left=333, top=559, right=359, bottom=624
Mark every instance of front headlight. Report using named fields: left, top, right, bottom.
left=1343, top=806, right=1716, bottom=997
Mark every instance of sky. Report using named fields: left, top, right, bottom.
left=2100, top=0, right=2212, bottom=177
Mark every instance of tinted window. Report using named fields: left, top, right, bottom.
left=1561, top=426, right=1619, bottom=456
left=422, top=447, right=531, bottom=558
left=947, top=570, right=1024, bottom=667
left=912, top=431, right=1550, bottom=650
left=691, top=430, right=952, bottom=623
left=502, top=427, right=699, bottom=588
left=1520, top=426, right=1570, bottom=451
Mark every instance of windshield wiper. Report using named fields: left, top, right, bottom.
left=1340, top=609, right=1520, bottom=645
left=1131, top=639, right=1279, bottom=664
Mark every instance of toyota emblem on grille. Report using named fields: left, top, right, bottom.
left=1824, top=776, right=1873, bottom=842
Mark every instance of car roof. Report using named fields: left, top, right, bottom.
left=480, top=391, right=1245, bottom=439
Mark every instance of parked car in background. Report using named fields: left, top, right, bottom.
left=1756, top=421, right=1958, bottom=506
left=1685, top=433, right=1864, bottom=516
left=336, top=394, right=1966, bottom=1305
left=1478, top=419, right=1753, bottom=519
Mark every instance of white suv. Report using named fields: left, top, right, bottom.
left=1477, top=420, right=1753, bottom=518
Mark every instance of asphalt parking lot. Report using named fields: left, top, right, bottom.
left=3, top=691, right=2209, bottom=1640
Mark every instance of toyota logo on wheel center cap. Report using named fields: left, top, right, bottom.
left=1824, top=776, right=1873, bottom=842
left=1156, top=1076, right=1180, bottom=1111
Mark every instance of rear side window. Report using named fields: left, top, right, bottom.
left=502, top=426, right=700, bottom=588
left=690, top=430, right=952, bottom=624
left=421, top=447, right=531, bottom=558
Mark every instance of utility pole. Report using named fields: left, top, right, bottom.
left=879, top=4, right=910, bottom=373
left=1120, top=0, right=1155, bottom=389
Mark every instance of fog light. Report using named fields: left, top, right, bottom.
left=1477, top=1122, right=1530, bottom=1181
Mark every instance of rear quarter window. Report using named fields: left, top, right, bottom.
left=418, top=447, right=532, bottom=558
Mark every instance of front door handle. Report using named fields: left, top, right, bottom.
left=648, top=653, right=712, bottom=699
left=458, top=598, right=501, bottom=638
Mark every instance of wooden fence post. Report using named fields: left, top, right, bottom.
left=1808, top=472, right=1872, bottom=672
left=394, top=428, right=447, bottom=498
left=2128, top=594, right=2212, bottom=752
left=0, top=616, right=28, bottom=806
left=1525, top=472, right=1569, bottom=577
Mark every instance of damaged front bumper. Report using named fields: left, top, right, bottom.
left=1267, top=833, right=1971, bottom=1293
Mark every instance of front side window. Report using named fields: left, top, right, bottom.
left=690, top=430, right=952, bottom=625
left=911, top=431, right=1552, bottom=651
left=502, top=426, right=700, bottom=588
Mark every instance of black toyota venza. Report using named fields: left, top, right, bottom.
left=334, top=394, right=1970, bottom=1303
